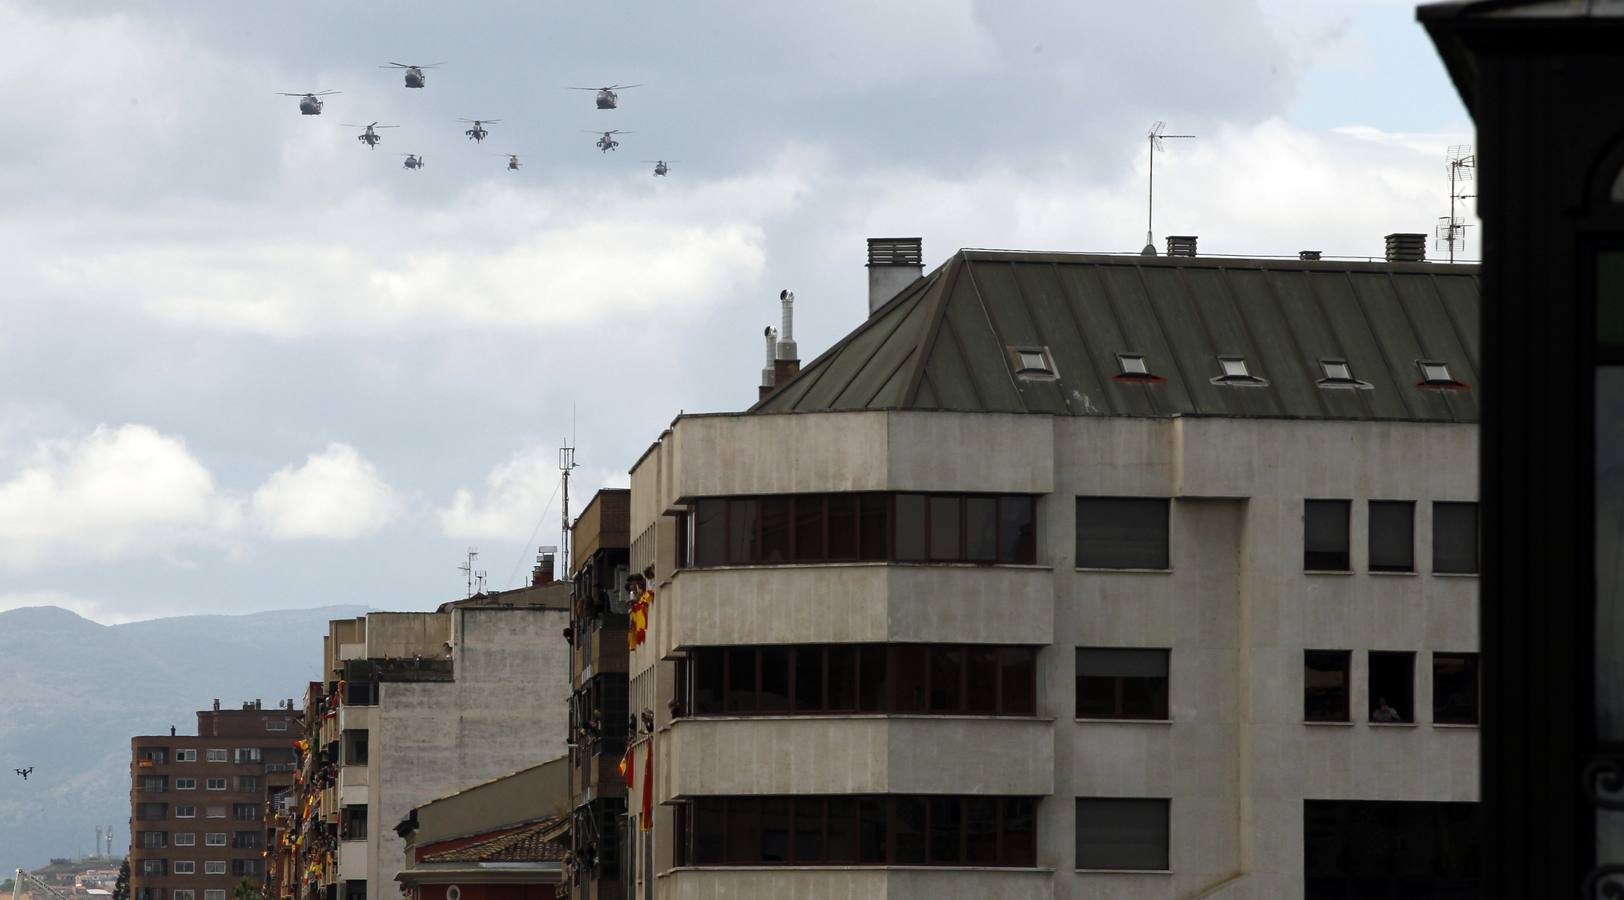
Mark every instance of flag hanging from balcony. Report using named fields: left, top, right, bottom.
left=618, top=744, right=634, bottom=788
left=640, top=734, right=654, bottom=833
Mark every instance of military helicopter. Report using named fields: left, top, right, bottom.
left=567, top=83, right=642, bottom=110
left=500, top=154, right=521, bottom=171
left=276, top=90, right=339, bottom=115
left=642, top=160, right=675, bottom=176
left=342, top=122, right=399, bottom=149
left=402, top=154, right=425, bottom=170
left=459, top=118, right=499, bottom=143
left=587, top=130, right=633, bottom=153
left=381, top=62, right=445, bottom=88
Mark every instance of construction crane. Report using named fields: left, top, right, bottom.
left=12, top=868, right=79, bottom=900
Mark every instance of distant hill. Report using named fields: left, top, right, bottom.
left=0, top=604, right=368, bottom=874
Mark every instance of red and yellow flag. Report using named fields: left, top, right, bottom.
left=618, top=744, right=634, bottom=788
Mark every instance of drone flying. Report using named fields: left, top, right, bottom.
left=343, top=122, right=399, bottom=149
left=588, top=130, right=632, bottom=153
left=402, top=154, right=424, bottom=170
left=14, top=767, right=33, bottom=780
left=567, top=83, right=642, bottom=110
left=277, top=90, right=340, bottom=115
left=382, top=62, right=445, bottom=89
left=642, top=159, right=675, bottom=176
left=460, top=119, right=499, bottom=143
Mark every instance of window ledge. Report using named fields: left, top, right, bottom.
left=1432, top=722, right=1480, bottom=729
left=1367, top=721, right=1418, bottom=728
left=1074, top=868, right=1173, bottom=875
left=1303, top=720, right=1355, bottom=726
left=1368, top=570, right=1417, bottom=577
left=1074, top=567, right=1173, bottom=574
left=1074, top=718, right=1173, bottom=725
left=1304, top=569, right=1354, bottom=576
left=1432, top=572, right=1480, bottom=578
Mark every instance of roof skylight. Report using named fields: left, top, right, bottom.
left=1316, top=358, right=1374, bottom=391
left=1211, top=355, right=1269, bottom=387
left=1416, top=359, right=1470, bottom=391
left=1112, top=353, right=1165, bottom=383
left=1008, top=346, right=1057, bottom=380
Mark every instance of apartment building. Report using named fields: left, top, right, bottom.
left=619, top=241, right=1481, bottom=899
left=276, top=577, right=571, bottom=900
left=565, top=489, right=632, bottom=900
left=130, top=703, right=301, bottom=900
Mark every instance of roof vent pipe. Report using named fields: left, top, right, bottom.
left=777, top=291, right=797, bottom=361
left=867, top=238, right=924, bottom=315
left=1166, top=235, right=1198, bottom=257
left=1384, top=232, right=1427, bottom=263
left=760, top=326, right=778, bottom=392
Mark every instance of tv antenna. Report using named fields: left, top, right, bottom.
left=1144, top=121, right=1196, bottom=255
left=559, top=441, right=578, bottom=579
left=1438, top=145, right=1476, bottom=262
left=458, top=548, right=484, bottom=598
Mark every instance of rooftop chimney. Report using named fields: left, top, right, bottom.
left=1298, top=250, right=1322, bottom=261
left=759, top=326, right=779, bottom=401
left=866, top=238, right=924, bottom=315
left=1166, top=235, right=1198, bottom=257
left=774, top=290, right=800, bottom=387
left=532, top=546, right=557, bottom=585
left=1384, top=232, right=1427, bottom=263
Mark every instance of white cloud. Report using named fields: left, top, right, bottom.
left=251, top=443, right=402, bottom=540
left=0, top=424, right=242, bottom=571
left=438, top=444, right=563, bottom=541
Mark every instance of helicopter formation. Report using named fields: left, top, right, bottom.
left=277, top=66, right=673, bottom=176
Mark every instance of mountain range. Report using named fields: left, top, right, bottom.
left=0, top=604, right=368, bottom=875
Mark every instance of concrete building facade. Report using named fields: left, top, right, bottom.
left=619, top=248, right=1482, bottom=899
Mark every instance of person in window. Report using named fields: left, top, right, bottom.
left=1372, top=697, right=1402, bottom=722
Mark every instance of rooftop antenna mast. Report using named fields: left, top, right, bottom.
left=1436, top=145, right=1476, bottom=263
left=559, top=441, right=578, bottom=580
left=1144, top=121, right=1196, bottom=255
left=459, top=548, right=480, bottom=598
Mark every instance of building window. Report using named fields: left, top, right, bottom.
left=139, top=831, right=167, bottom=849
left=1433, top=653, right=1480, bottom=725
left=1075, top=798, right=1170, bottom=871
left=1305, top=800, right=1480, bottom=896
left=677, top=795, right=1036, bottom=867
left=204, top=891, right=226, bottom=900
left=344, top=731, right=370, bottom=766
left=233, top=804, right=258, bottom=820
left=1075, top=497, right=1170, bottom=569
left=233, top=748, right=260, bottom=764
left=231, top=861, right=257, bottom=877
left=1368, top=651, right=1415, bottom=723
left=173, top=891, right=194, bottom=900
left=683, top=493, right=1037, bottom=568
left=138, top=748, right=168, bottom=765
left=1305, top=650, right=1352, bottom=722
left=1368, top=501, right=1415, bottom=572
left=205, top=806, right=226, bottom=819
left=173, top=833, right=195, bottom=846
left=174, top=749, right=196, bottom=762
left=204, top=778, right=226, bottom=791
left=682, top=644, right=1037, bottom=717
left=205, top=749, right=227, bottom=763
left=175, top=778, right=196, bottom=791
left=172, top=862, right=194, bottom=876
left=202, top=862, right=225, bottom=876
left=233, top=831, right=260, bottom=849
left=204, top=833, right=225, bottom=847
left=137, top=890, right=162, bottom=900
left=174, top=805, right=196, bottom=819
left=1433, top=502, right=1479, bottom=574
left=1304, top=500, right=1351, bottom=571
left=1076, top=649, right=1170, bottom=719
left=264, top=719, right=289, bottom=732
left=236, top=776, right=258, bottom=792
left=142, top=861, right=168, bottom=877
left=141, top=776, right=168, bottom=792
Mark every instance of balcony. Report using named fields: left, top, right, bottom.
left=662, top=866, right=1052, bottom=899
left=665, top=716, right=1053, bottom=800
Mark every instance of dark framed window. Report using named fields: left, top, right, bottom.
left=1076, top=648, right=1170, bottom=719
left=677, top=795, right=1039, bottom=867
left=1305, top=650, right=1352, bottom=722
left=1075, top=797, right=1170, bottom=871
left=1304, top=500, right=1351, bottom=571
left=1369, top=501, right=1415, bottom=572
left=1076, top=497, right=1170, bottom=569
left=1368, top=651, right=1415, bottom=723
left=683, top=493, right=1038, bottom=567
left=1433, top=653, right=1480, bottom=725
left=1433, top=502, right=1479, bottom=574
left=682, top=644, right=1037, bottom=717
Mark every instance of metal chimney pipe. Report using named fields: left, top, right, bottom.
left=777, top=290, right=797, bottom=361
left=762, top=326, right=778, bottom=388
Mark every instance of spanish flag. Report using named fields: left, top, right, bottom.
left=618, top=744, right=634, bottom=788
left=640, top=734, right=654, bottom=833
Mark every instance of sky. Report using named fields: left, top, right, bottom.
left=0, top=0, right=1473, bottom=623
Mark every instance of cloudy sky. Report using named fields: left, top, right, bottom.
left=0, top=0, right=1471, bottom=623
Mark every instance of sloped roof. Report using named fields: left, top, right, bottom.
left=752, top=249, right=1480, bottom=423
left=420, top=817, right=569, bottom=864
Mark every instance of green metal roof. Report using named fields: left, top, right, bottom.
left=752, top=249, right=1481, bottom=422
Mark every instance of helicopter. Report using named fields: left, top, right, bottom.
left=500, top=154, right=521, bottom=170
left=567, top=83, right=642, bottom=110
left=587, top=130, right=632, bottom=153
left=402, top=154, right=425, bottom=170
left=14, top=767, right=32, bottom=780
left=642, top=159, right=676, bottom=176
left=381, top=62, right=444, bottom=89
left=276, top=90, right=339, bottom=115
left=342, top=122, right=399, bottom=149
left=460, top=118, right=499, bottom=143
